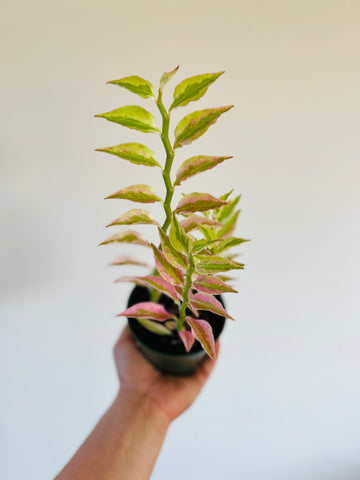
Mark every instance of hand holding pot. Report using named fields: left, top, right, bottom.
left=114, top=325, right=220, bottom=421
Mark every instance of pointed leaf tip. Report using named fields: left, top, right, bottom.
left=105, top=184, right=162, bottom=203
left=119, top=302, right=175, bottom=321
left=174, top=105, right=234, bottom=149
left=186, top=317, right=216, bottom=359
left=95, top=106, right=160, bottom=134
left=170, top=71, right=225, bottom=110
left=106, top=75, right=155, bottom=99
left=174, top=193, right=230, bottom=214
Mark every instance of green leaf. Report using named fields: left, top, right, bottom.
left=158, top=228, right=188, bottom=270
left=95, top=143, right=160, bottom=168
left=174, top=155, right=231, bottom=186
left=217, top=210, right=240, bottom=238
left=195, top=255, right=244, bottom=274
left=170, top=71, right=224, bottom=110
left=99, top=230, right=150, bottom=247
left=137, top=318, right=173, bottom=335
left=160, top=66, right=179, bottom=89
left=105, top=184, right=162, bottom=203
left=174, top=193, right=229, bottom=215
left=95, top=106, right=160, bottom=134
left=169, top=213, right=190, bottom=254
left=173, top=105, right=233, bottom=149
left=107, top=76, right=155, bottom=98
left=213, top=237, right=250, bottom=254
left=192, top=238, right=221, bottom=254
left=151, top=244, right=184, bottom=286
left=106, top=209, right=159, bottom=227
left=217, top=195, right=241, bottom=222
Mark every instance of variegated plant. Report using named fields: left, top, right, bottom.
left=96, top=67, right=248, bottom=359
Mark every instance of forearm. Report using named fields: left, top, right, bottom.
left=55, top=389, right=170, bottom=480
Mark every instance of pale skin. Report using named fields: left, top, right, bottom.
left=55, top=326, right=219, bottom=480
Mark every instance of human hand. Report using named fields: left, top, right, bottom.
left=114, top=326, right=219, bottom=422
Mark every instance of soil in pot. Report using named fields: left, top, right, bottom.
left=127, top=285, right=226, bottom=375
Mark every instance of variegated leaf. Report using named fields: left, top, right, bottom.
left=106, top=184, right=162, bottom=203
left=193, top=275, right=238, bottom=294
left=217, top=210, right=240, bottom=238
left=118, top=301, right=175, bottom=321
left=180, top=215, right=222, bottom=232
left=95, top=143, right=160, bottom=168
left=115, top=275, right=180, bottom=304
left=169, top=213, right=190, bottom=254
left=99, top=230, right=150, bottom=247
left=106, top=209, right=159, bottom=227
left=217, top=194, right=241, bottom=222
left=95, top=106, right=160, bottom=134
left=160, top=66, right=179, bottom=89
left=192, top=238, right=221, bottom=254
left=107, top=76, right=155, bottom=98
left=170, top=71, right=225, bottom=110
left=110, top=255, right=148, bottom=267
left=186, top=317, right=216, bottom=359
left=191, top=293, right=235, bottom=320
left=199, top=224, right=217, bottom=241
left=196, top=255, right=244, bottom=273
left=174, top=155, right=231, bottom=186
left=158, top=228, right=187, bottom=270
left=137, top=318, right=172, bottom=335
left=179, top=329, right=195, bottom=352
left=151, top=244, right=184, bottom=286
left=174, top=193, right=229, bottom=214
left=213, top=237, right=250, bottom=254
left=173, top=106, right=233, bottom=149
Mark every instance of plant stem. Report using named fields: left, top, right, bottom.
left=177, top=254, right=195, bottom=330
left=156, top=90, right=175, bottom=233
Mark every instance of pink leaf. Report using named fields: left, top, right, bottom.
left=99, top=230, right=151, bottom=247
left=179, top=329, right=195, bottom=352
left=191, top=292, right=235, bottom=320
left=174, top=155, right=231, bottom=186
left=110, top=255, right=149, bottom=267
left=180, top=215, right=222, bottom=232
left=186, top=317, right=216, bottom=359
left=114, top=275, right=180, bottom=304
left=106, top=209, right=159, bottom=227
left=174, top=193, right=230, bottom=214
left=193, top=275, right=238, bottom=294
left=118, top=302, right=175, bottom=321
left=105, top=184, right=162, bottom=203
left=151, top=244, right=184, bottom=286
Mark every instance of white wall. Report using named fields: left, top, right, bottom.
left=1, top=1, right=360, bottom=479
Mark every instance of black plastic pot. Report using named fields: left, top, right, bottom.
left=127, top=285, right=226, bottom=376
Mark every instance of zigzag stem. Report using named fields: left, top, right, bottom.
left=156, top=90, right=175, bottom=234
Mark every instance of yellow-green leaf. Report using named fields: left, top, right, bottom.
left=106, top=209, right=159, bottom=227
left=158, top=227, right=187, bottom=270
left=96, top=143, right=160, bottom=168
left=160, top=66, right=179, bottom=89
left=105, top=185, right=162, bottom=203
left=107, top=76, right=155, bottom=98
left=170, top=71, right=224, bottom=110
left=151, top=244, right=184, bottom=286
left=174, top=193, right=229, bottom=214
left=95, top=106, right=160, bottom=134
left=169, top=213, right=190, bottom=254
left=173, top=106, right=233, bottom=149
left=195, top=255, right=244, bottom=274
left=174, top=155, right=231, bottom=186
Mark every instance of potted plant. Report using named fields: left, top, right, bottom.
left=95, top=67, right=248, bottom=375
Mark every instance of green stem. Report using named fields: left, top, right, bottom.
left=156, top=90, right=175, bottom=233
left=177, top=254, right=195, bottom=330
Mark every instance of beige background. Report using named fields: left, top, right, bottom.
left=1, top=1, right=360, bottom=479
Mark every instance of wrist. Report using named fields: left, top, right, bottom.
left=115, top=387, right=171, bottom=430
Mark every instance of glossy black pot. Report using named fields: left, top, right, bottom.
left=127, top=285, right=226, bottom=376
